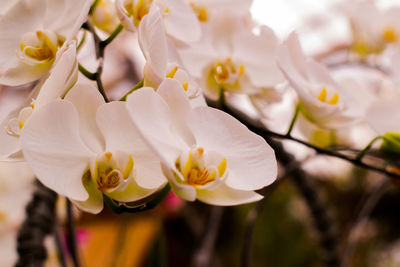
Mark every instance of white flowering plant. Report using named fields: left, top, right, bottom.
left=1, top=0, right=400, bottom=266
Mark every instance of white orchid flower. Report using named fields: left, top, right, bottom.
left=347, top=1, right=400, bottom=56
left=0, top=41, right=78, bottom=160
left=115, top=0, right=201, bottom=43
left=277, top=32, right=362, bottom=129
left=178, top=13, right=284, bottom=100
left=0, top=0, right=91, bottom=86
left=20, top=83, right=167, bottom=214
left=126, top=79, right=277, bottom=205
left=138, top=5, right=203, bottom=105
left=90, top=0, right=121, bottom=34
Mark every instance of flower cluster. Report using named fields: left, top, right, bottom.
left=1, top=0, right=400, bottom=216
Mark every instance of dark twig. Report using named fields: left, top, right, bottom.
left=191, top=206, right=224, bottom=267
left=15, top=180, right=58, bottom=267
left=54, top=216, right=67, bottom=267
left=216, top=104, right=400, bottom=180
left=66, top=200, right=81, bottom=267
left=341, top=179, right=390, bottom=267
left=84, top=21, right=109, bottom=102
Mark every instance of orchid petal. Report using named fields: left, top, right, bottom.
left=187, top=106, right=277, bottom=191
left=233, top=26, right=284, bottom=87
left=161, top=163, right=196, bottom=201
left=20, top=100, right=94, bottom=201
left=127, top=87, right=185, bottom=167
left=139, top=5, right=168, bottom=81
left=64, top=84, right=106, bottom=154
left=72, top=176, right=104, bottom=214
left=160, top=0, right=201, bottom=43
left=157, top=78, right=196, bottom=146
left=0, top=0, right=45, bottom=66
left=197, top=184, right=262, bottom=206
left=96, top=101, right=167, bottom=190
left=35, top=41, right=78, bottom=107
left=0, top=60, right=53, bottom=86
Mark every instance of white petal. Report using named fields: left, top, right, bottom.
left=126, top=87, right=185, bottom=167
left=115, top=0, right=135, bottom=31
left=178, top=27, right=216, bottom=78
left=64, top=84, right=106, bottom=154
left=0, top=0, right=45, bottom=66
left=106, top=178, right=160, bottom=202
left=35, top=41, right=78, bottom=107
left=277, top=32, right=310, bottom=91
left=49, top=0, right=92, bottom=39
left=160, top=0, right=201, bottom=43
left=96, top=101, right=167, bottom=189
left=139, top=5, right=168, bottom=80
left=0, top=60, right=52, bottom=86
left=157, top=78, right=196, bottom=146
left=187, top=106, right=277, bottom=191
left=20, top=100, right=94, bottom=201
left=161, top=163, right=196, bottom=201
left=233, top=26, right=284, bottom=87
left=197, top=183, right=262, bottom=206
left=72, top=178, right=104, bottom=214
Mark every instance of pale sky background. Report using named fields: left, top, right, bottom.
left=251, top=0, right=400, bottom=54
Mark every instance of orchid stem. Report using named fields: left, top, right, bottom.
left=119, top=79, right=144, bottom=101
left=89, top=0, right=100, bottom=15
left=66, top=200, right=81, bottom=267
left=78, top=63, right=96, bottom=80
left=85, top=21, right=109, bottom=102
left=286, top=104, right=300, bottom=137
left=207, top=99, right=400, bottom=180
left=355, top=136, right=383, bottom=162
left=77, top=30, right=87, bottom=51
left=101, top=24, right=123, bottom=47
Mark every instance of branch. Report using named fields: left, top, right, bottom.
left=215, top=103, right=400, bottom=180
left=66, top=200, right=81, bottom=267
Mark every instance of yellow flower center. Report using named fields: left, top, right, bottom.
left=125, top=0, right=153, bottom=27
left=317, top=87, right=339, bottom=105
left=91, top=0, right=119, bottom=33
left=92, top=152, right=134, bottom=193
left=165, top=66, right=190, bottom=92
left=19, top=30, right=63, bottom=63
left=210, top=58, right=245, bottom=86
left=382, top=26, right=398, bottom=43
left=189, top=2, right=208, bottom=22
left=175, top=147, right=227, bottom=187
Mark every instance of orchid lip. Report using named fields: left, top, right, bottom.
left=17, top=30, right=63, bottom=65
left=91, top=151, right=135, bottom=193
left=173, top=147, right=228, bottom=188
